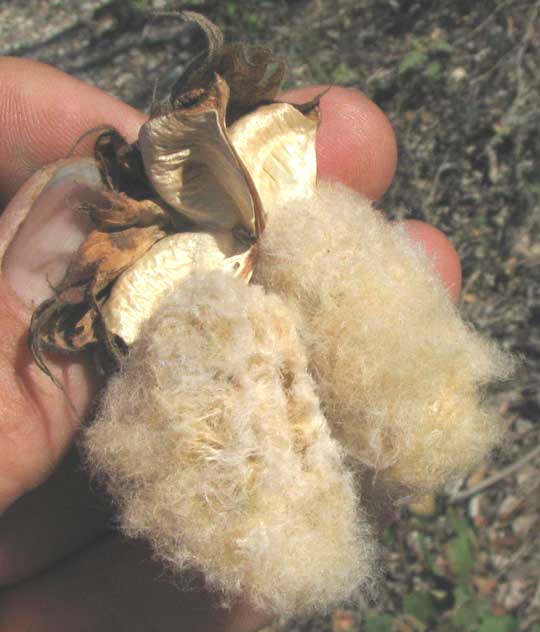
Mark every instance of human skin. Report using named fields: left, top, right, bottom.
left=0, top=58, right=460, bottom=631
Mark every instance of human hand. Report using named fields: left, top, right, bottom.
left=0, top=57, right=460, bottom=631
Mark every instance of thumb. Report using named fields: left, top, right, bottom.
left=0, top=160, right=101, bottom=513
left=0, top=57, right=147, bottom=512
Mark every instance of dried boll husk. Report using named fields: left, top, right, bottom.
left=254, top=182, right=514, bottom=493
left=227, top=102, right=319, bottom=211
left=101, top=231, right=255, bottom=345
left=28, top=16, right=314, bottom=366
left=84, top=271, right=376, bottom=616
left=139, top=74, right=264, bottom=236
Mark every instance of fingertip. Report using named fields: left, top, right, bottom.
left=281, top=85, right=397, bottom=200
left=402, top=220, right=462, bottom=303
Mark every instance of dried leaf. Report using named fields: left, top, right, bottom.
left=364, top=612, right=396, bottom=632
left=408, top=493, right=437, bottom=516
left=403, top=591, right=438, bottom=625
left=139, top=74, right=263, bottom=235
left=102, top=231, right=255, bottom=345
left=477, top=615, right=517, bottom=632
left=332, top=609, right=357, bottom=632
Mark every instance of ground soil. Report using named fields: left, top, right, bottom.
left=1, top=1, right=539, bottom=630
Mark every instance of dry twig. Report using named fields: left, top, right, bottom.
left=450, top=444, right=540, bottom=502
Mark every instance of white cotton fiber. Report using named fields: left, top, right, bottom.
left=254, top=182, right=514, bottom=492
left=84, top=271, right=375, bottom=617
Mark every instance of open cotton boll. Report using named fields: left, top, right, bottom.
left=83, top=271, right=375, bottom=617
left=254, top=182, right=514, bottom=493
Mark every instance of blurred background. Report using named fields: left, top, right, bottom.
left=1, top=1, right=538, bottom=630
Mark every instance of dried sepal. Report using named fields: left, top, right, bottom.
left=102, top=231, right=256, bottom=345
left=139, top=73, right=264, bottom=236
left=69, top=226, right=167, bottom=294
left=167, top=12, right=224, bottom=104
left=94, top=128, right=153, bottom=201
left=29, top=225, right=165, bottom=372
left=215, top=43, right=286, bottom=123
left=80, top=190, right=172, bottom=231
left=170, top=12, right=286, bottom=123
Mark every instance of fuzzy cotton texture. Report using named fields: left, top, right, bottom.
left=84, top=271, right=375, bottom=617
left=254, top=182, right=514, bottom=492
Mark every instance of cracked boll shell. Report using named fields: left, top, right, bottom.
left=84, top=271, right=376, bottom=617
left=101, top=231, right=253, bottom=345
left=254, top=182, right=514, bottom=492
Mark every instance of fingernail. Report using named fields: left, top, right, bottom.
left=1, top=159, right=102, bottom=308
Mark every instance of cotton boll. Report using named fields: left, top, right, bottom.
left=83, top=271, right=375, bottom=617
left=254, top=182, right=514, bottom=493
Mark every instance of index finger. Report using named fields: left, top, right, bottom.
left=0, top=57, right=146, bottom=204
left=281, top=85, right=398, bottom=200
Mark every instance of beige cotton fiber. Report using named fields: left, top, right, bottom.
left=83, top=271, right=375, bottom=617
left=254, top=182, right=514, bottom=493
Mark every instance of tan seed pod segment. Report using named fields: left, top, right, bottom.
left=254, top=182, right=515, bottom=493
left=138, top=74, right=263, bottom=235
left=84, top=271, right=376, bottom=617
left=227, top=102, right=318, bottom=213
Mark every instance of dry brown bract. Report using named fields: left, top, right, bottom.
left=26, top=11, right=514, bottom=619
